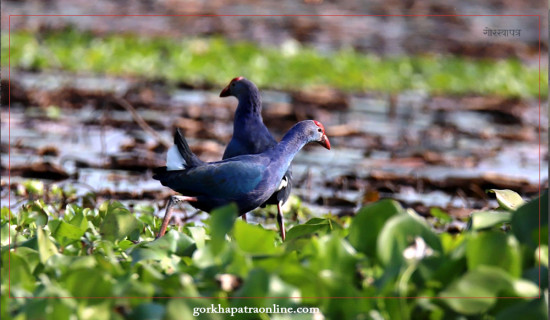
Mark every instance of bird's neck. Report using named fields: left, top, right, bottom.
left=234, top=92, right=264, bottom=135
left=270, top=125, right=308, bottom=167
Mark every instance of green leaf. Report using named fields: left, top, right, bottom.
left=23, top=180, right=44, bottom=196
left=304, top=234, right=359, bottom=280
left=187, top=226, right=206, bottom=249
left=147, top=229, right=195, bottom=256
left=348, top=199, right=403, bottom=257
left=495, top=291, right=549, bottom=320
left=13, top=247, right=40, bottom=274
left=37, top=227, right=58, bottom=264
left=129, top=303, right=165, bottom=320
left=78, top=302, right=116, bottom=320
left=440, top=266, right=538, bottom=314
left=99, top=206, right=143, bottom=242
left=538, top=245, right=549, bottom=268
left=130, top=247, right=169, bottom=266
left=512, top=191, right=548, bottom=248
left=466, top=231, right=521, bottom=277
left=209, top=203, right=238, bottom=254
left=488, top=189, right=525, bottom=211
left=377, top=214, right=441, bottom=266
left=429, top=207, right=453, bottom=224
left=66, top=204, right=88, bottom=230
left=3, top=250, right=36, bottom=293
left=234, top=220, right=278, bottom=254
left=469, top=210, right=512, bottom=230
left=233, top=268, right=269, bottom=303
left=286, top=218, right=337, bottom=241
left=61, top=268, right=113, bottom=298
left=48, top=220, right=86, bottom=244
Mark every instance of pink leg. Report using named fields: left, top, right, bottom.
left=157, top=195, right=197, bottom=238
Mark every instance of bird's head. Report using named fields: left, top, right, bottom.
left=219, top=76, right=257, bottom=98
left=312, top=120, right=331, bottom=150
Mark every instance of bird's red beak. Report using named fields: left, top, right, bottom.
left=318, top=134, right=331, bottom=150
left=219, top=85, right=231, bottom=97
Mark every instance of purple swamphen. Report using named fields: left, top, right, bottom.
left=153, top=120, right=330, bottom=238
left=220, top=77, right=293, bottom=240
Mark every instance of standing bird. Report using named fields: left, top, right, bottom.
left=219, top=77, right=292, bottom=240
left=153, top=120, right=330, bottom=238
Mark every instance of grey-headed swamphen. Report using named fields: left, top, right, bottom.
left=219, top=77, right=293, bottom=240
left=153, top=120, right=330, bottom=238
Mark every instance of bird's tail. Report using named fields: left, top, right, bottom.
left=174, top=128, right=204, bottom=167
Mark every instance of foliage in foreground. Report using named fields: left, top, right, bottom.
left=2, top=29, right=546, bottom=98
left=1, top=188, right=548, bottom=320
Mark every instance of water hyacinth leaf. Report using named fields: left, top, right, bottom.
left=266, top=275, right=301, bottom=307
left=440, top=266, right=538, bottom=315
left=285, top=218, right=336, bottom=241
left=4, top=252, right=36, bottom=293
left=118, top=239, right=135, bottom=251
left=37, top=227, right=58, bottom=264
left=488, top=189, right=525, bottom=211
left=13, top=247, right=40, bottom=274
left=165, top=299, right=224, bottom=320
left=0, top=223, right=14, bottom=246
left=512, top=191, right=548, bottom=248
left=98, top=200, right=127, bottom=219
left=48, top=220, right=86, bottom=245
left=130, top=247, right=170, bottom=266
left=1, top=207, right=13, bottom=223
left=209, top=203, right=238, bottom=254
left=440, top=267, right=512, bottom=314
left=187, top=226, right=206, bottom=249
left=78, top=302, right=115, bottom=320
left=62, top=268, right=113, bottom=298
left=100, top=206, right=143, bottom=242
left=23, top=180, right=44, bottom=196
left=129, top=303, right=166, bottom=320
left=147, top=229, right=195, bottom=256
left=348, top=199, right=403, bottom=257
left=234, top=220, right=278, bottom=254
left=26, top=200, right=49, bottom=227
left=466, top=231, right=521, bottom=277
left=66, top=204, right=88, bottom=230
left=469, top=210, right=512, bottom=230
left=495, top=292, right=549, bottom=320
left=538, top=245, right=549, bottom=267
left=21, top=298, right=76, bottom=320
left=429, top=207, right=453, bottom=224
left=232, top=268, right=269, bottom=304
left=377, top=214, right=441, bottom=266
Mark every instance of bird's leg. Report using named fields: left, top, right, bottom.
left=241, top=214, right=247, bottom=222
left=157, top=195, right=197, bottom=239
left=276, top=201, right=286, bottom=241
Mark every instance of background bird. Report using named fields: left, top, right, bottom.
left=219, top=76, right=293, bottom=240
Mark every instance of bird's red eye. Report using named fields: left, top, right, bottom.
left=313, top=120, right=325, bottom=134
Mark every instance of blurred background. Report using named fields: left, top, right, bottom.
left=1, top=1, right=548, bottom=227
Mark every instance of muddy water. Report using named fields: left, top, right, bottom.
left=2, top=71, right=547, bottom=221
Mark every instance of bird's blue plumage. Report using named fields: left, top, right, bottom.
left=220, top=78, right=292, bottom=207
left=153, top=121, right=329, bottom=215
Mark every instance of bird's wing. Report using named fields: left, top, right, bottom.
left=159, top=158, right=267, bottom=199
